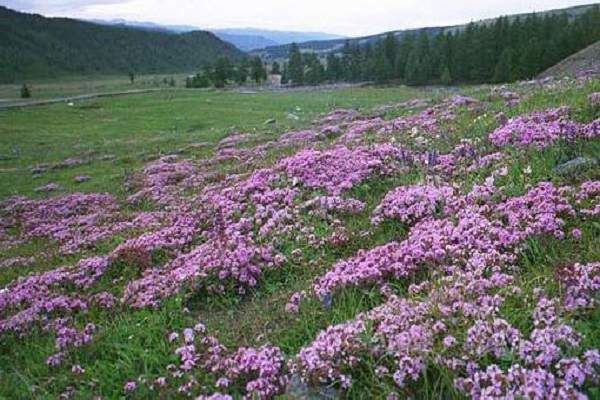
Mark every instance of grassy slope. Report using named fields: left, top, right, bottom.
left=0, top=86, right=425, bottom=199
left=0, top=79, right=598, bottom=399
left=0, top=74, right=190, bottom=101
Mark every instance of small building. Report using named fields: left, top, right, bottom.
left=269, top=74, right=282, bottom=87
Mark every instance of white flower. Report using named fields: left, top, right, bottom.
left=523, top=166, right=532, bottom=175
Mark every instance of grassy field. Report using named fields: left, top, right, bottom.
left=0, top=74, right=191, bottom=102
left=0, top=85, right=428, bottom=199
left=0, top=77, right=599, bottom=399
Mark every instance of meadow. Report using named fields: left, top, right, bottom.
left=0, top=76, right=599, bottom=399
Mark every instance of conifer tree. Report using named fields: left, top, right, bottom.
left=440, top=66, right=452, bottom=86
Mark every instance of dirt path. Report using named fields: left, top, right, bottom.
left=232, top=82, right=366, bottom=94
left=0, top=88, right=162, bottom=110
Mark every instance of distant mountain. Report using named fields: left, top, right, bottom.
left=88, top=18, right=200, bottom=33
left=212, top=28, right=346, bottom=48
left=87, top=19, right=346, bottom=51
left=212, top=33, right=279, bottom=51
left=0, top=7, right=244, bottom=83
left=256, top=3, right=599, bottom=60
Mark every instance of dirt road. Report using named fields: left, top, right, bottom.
left=0, top=88, right=162, bottom=110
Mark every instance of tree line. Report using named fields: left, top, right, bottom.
left=281, top=5, right=600, bottom=86
left=186, top=56, right=271, bottom=88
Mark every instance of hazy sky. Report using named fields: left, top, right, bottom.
left=2, top=0, right=597, bottom=36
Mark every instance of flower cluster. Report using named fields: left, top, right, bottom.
left=489, top=107, right=598, bottom=148
left=2, top=88, right=599, bottom=399
left=132, top=324, right=287, bottom=398
left=277, top=145, right=406, bottom=195
left=372, top=184, right=454, bottom=226
left=293, top=179, right=600, bottom=397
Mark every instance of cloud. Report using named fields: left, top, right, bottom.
left=1, top=0, right=595, bottom=36
left=2, top=0, right=126, bottom=13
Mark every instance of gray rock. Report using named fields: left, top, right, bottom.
left=34, top=182, right=61, bottom=193
left=74, top=175, right=91, bottom=183
left=552, top=157, right=599, bottom=178
left=287, top=113, right=300, bottom=121
left=285, top=374, right=339, bottom=399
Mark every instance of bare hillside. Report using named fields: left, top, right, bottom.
left=539, top=40, right=600, bottom=78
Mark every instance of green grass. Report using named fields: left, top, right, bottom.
left=0, top=73, right=190, bottom=101
left=0, top=76, right=599, bottom=399
left=0, top=85, right=428, bottom=199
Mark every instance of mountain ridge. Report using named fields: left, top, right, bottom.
left=86, top=19, right=346, bottom=51
left=0, top=7, right=245, bottom=82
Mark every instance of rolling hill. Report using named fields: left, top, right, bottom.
left=0, top=7, right=245, bottom=83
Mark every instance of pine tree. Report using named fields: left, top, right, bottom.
left=493, top=47, right=515, bottom=83
left=288, top=43, right=304, bottom=86
left=250, top=56, right=267, bottom=84
left=271, top=61, right=281, bottom=75
left=281, top=62, right=290, bottom=84
left=518, top=38, right=543, bottom=79
left=325, top=53, right=342, bottom=82
left=235, top=61, right=249, bottom=85
left=404, top=49, right=423, bottom=86
left=20, top=84, right=31, bottom=98
left=373, top=44, right=392, bottom=84
left=383, top=33, right=398, bottom=71
left=213, top=57, right=231, bottom=88
left=440, top=66, right=452, bottom=86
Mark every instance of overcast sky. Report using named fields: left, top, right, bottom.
left=2, top=0, right=597, bottom=36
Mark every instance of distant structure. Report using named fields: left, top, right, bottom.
left=269, top=74, right=282, bottom=87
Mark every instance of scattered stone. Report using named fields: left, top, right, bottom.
left=321, top=294, right=333, bottom=309
left=287, top=113, right=300, bottom=121
left=552, top=157, right=599, bottom=179
left=452, top=96, right=479, bottom=106
left=30, top=157, right=91, bottom=174
left=264, top=118, right=276, bottom=125
left=74, top=175, right=91, bottom=183
left=34, top=182, right=61, bottom=193
left=285, top=374, right=339, bottom=399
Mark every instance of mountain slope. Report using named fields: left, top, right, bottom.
left=539, top=40, right=600, bottom=78
left=87, top=18, right=200, bottom=33
left=212, top=33, right=279, bottom=51
left=0, top=7, right=245, bottom=83
left=86, top=19, right=345, bottom=51
left=212, top=28, right=345, bottom=46
left=257, top=3, right=598, bottom=59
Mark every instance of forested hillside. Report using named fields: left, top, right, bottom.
left=280, top=5, right=600, bottom=86
left=0, top=7, right=245, bottom=83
